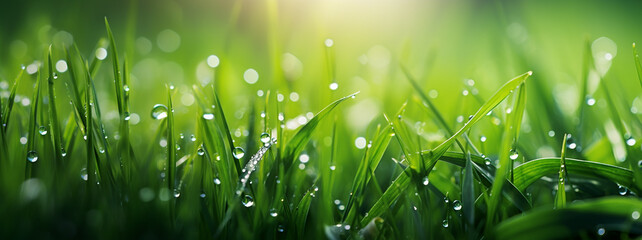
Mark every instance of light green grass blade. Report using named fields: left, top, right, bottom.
left=167, top=86, right=177, bottom=222
left=362, top=72, right=532, bottom=226
left=633, top=43, right=642, bottom=88
left=105, top=18, right=124, bottom=116
left=486, top=82, right=527, bottom=230
left=282, top=92, right=358, bottom=170
left=493, top=197, right=642, bottom=240
left=512, top=158, right=635, bottom=192
left=555, top=134, right=568, bottom=209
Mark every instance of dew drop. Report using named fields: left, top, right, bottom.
left=618, top=185, right=628, bottom=195
left=213, top=178, right=221, bottom=185
left=627, top=137, right=636, bottom=146
left=27, top=150, right=38, bottom=162
left=260, top=133, right=271, bottom=143
left=277, top=225, right=285, bottom=232
left=453, top=200, right=462, bottom=211
left=597, top=227, right=605, bottom=236
left=329, top=165, right=336, bottom=171
left=242, top=195, right=254, bottom=207
left=509, top=150, right=519, bottom=160
left=197, top=147, right=205, bottom=156
left=329, top=82, right=338, bottom=90
left=38, top=126, right=48, bottom=135
left=442, top=219, right=449, bottom=228
left=633, top=211, right=640, bottom=220
left=151, top=104, right=168, bottom=120
left=200, top=192, right=206, bottom=198
left=233, top=147, right=245, bottom=159
left=202, top=113, right=214, bottom=120
left=586, top=96, right=596, bottom=106
left=80, top=168, right=88, bottom=181
left=480, top=136, right=487, bottom=142
left=270, top=208, right=278, bottom=217
left=173, top=189, right=181, bottom=198
left=422, top=176, right=429, bottom=186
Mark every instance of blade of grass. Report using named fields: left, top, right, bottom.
left=493, top=197, right=642, bottom=240
left=362, top=72, right=532, bottom=226
left=633, top=43, right=642, bottom=88
left=47, top=46, right=64, bottom=169
left=486, top=82, right=526, bottom=231
left=282, top=92, right=359, bottom=170
left=1, top=68, right=23, bottom=132
left=167, top=86, right=177, bottom=224
left=25, top=71, right=42, bottom=179
left=555, top=134, right=569, bottom=209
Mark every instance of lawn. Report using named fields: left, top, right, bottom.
left=1, top=0, right=642, bottom=239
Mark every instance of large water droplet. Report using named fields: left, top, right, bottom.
left=202, top=113, right=214, bottom=120
left=586, top=96, right=596, bottom=106
left=329, top=82, right=339, bottom=90
left=627, top=137, right=636, bottom=146
left=260, top=133, right=271, bottom=144
left=442, top=219, right=449, bottom=228
left=453, top=200, right=462, bottom=211
left=509, top=150, right=519, bottom=160
left=173, top=189, right=181, bottom=198
left=27, top=150, right=38, bottom=162
left=233, top=147, right=245, bottom=159
left=213, top=178, right=221, bottom=185
left=618, top=185, right=628, bottom=195
left=38, top=126, right=47, bottom=135
left=80, top=168, right=88, bottom=181
left=269, top=208, right=278, bottom=217
left=151, top=104, right=168, bottom=120
left=242, top=195, right=254, bottom=207
left=422, top=176, right=429, bottom=186
left=197, top=147, right=205, bottom=156
left=597, top=227, right=606, bottom=236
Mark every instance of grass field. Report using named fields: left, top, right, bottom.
left=1, top=0, right=642, bottom=239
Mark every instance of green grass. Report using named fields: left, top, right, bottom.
left=2, top=2, right=642, bottom=239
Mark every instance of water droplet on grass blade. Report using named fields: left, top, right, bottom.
left=80, top=168, right=88, bottom=181
left=618, top=185, right=628, bottom=195
left=422, top=176, right=429, bottom=186
left=173, top=189, right=180, bottom=198
left=597, top=227, right=606, bottom=236
left=270, top=208, right=278, bottom=217
left=260, top=133, right=270, bottom=143
left=586, top=96, right=596, bottom=106
left=151, top=104, right=168, bottom=120
left=509, top=150, right=519, bottom=160
left=197, top=147, right=205, bottom=156
left=453, top=200, right=462, bottom=211
left=626, top=137, right=636, bottom=146
left=442, top=220, right=449, bottom=228
left=27, top=151, right=38, bottom=162
left=38, top=126, right=47, bottom=135
left=329, top=82, right=338, bottom=90
left=202, top=113, right=214, bottom=120
left=213, top=178, right=221, bottom=185
left=233, top=147, right=245, bottom=159
left=242, top=195, right=254, bottom=207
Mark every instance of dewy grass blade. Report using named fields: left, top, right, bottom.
left=282, top=91, right=358, bottom=170
left=486, top=82, right=526, bottom=231
left=25, top=71, right=42, bottom=179
left=1, top=68, right=23, bottom=132
left=167, top=86, right=177, bottom=222
left=555, top=134, right=568, bottom=209
left=47, top=46, right=64, bottom=168
left=633, top=43, right=642, bottom=89
left=362, top=72, right=531, bottom=226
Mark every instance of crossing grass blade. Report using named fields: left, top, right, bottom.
left=1, top=68, right=23, bottom=131
left=512, top=158, right=635, bottom=192
left=362, top=72, right=532, bottom=226
left=282, top=92, right=359, bottom=170
left=486, top=82, right=526, bottom=231
left=493, top=197, right=642, bottom=240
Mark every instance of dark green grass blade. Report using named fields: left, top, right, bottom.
left=105, top=18, right=124, bottom=116
left=47, top=46, right=63, bottom=168
left=1, top=68, right=23, bottom=131
left=493, top=197, right=642, bottom=240
left=463, top=151, right=475, bottom=227
left=361, top=72, right=531, bottom=226
left=343, top=124, right=393, bottom=224
left=512, top=158, right=635, bottom=192
left=85, top=57, right=95, bottom=199
left=25, top=72, right=42, bottom=179
left=282, top=92, right=358, bottom=170
left=555, top=134, right=568, bottom=209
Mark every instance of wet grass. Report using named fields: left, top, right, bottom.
left=1, top=12, right=642, bottom=240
